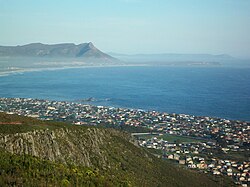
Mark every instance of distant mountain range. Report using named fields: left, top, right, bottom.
left=109, top=52, right=236, bottom=65
left=0, top=43, right=236, bottom=63
left=0, top=42, right=115, bottom=60
left=0, top=43, right=248, bottom=68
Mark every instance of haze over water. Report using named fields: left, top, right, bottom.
left=0, top=66, right=249, bottom=121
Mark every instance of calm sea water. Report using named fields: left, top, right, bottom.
left=0, top=66, right=250, bottom=121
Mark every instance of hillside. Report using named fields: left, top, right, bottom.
left=0, top=42, right=114, bottom=59
left=0, top=112, right=233, bottom=186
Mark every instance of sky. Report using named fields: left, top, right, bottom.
left=0, top=0, right=250, bottom=57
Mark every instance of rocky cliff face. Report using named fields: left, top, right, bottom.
left=0, top=127, right=119, bottom=168
left=0, top=112, right=231, bottom=187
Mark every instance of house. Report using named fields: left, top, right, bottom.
left=197, top=163, right=207, bottom=169
left=239, top=177, right=245, bottom=181
left=213, top=170, right=221, bottom=175
left=174, top=154, right=180, bottom=160
left=179, top=160, right=185, bottom=165
left=168, top=154, right=174, bottom=160
left=188, top=164, right=197, bottom=169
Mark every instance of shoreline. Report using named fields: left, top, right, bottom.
left=1, top=97, right=249, bottom=123
left=0, top=64, right=152, bottom=77
left=1, top=62, right=245, bottom=77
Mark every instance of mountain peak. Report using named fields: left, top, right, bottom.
left=87, top=42, right=94, bottom=48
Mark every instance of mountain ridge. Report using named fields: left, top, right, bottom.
left=108, top=52, right=235, bottom=63
left=0, top=42, right=115, bottom=60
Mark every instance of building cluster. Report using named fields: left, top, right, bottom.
left=0, top=97, right=249, bottom=186
left=139, top=136, right=249, bottom=186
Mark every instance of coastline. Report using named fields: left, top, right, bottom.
left=0, top=63, right=151, bottom=77
left=1, top=97, right=249, bottom=123
left=1, top=60, right=240, bottom=77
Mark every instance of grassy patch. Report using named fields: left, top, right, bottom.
left=161, top=134, right=201, bottom=143
left=0, top=112, right=75, bottom=134
left=136, top=133, right=201, bottom=143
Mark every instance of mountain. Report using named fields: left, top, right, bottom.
left=0, top=42, right=114, bottom=60
left=0, top=112, right=233, bottom=187
left=109, top=52, right=236, bottom=66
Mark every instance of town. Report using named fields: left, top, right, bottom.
left=0, top=97, right=249, bottom=186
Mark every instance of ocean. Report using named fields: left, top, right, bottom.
left=0, top=66, right=250, bottom=121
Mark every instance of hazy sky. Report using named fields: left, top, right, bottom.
left=0, top=0, right=250, bottom=57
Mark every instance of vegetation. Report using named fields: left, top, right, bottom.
left=135, top=133, right=201, bottom=143
left=0, top=112, right=68, bottom=134
left=99, top=123, right=152, bottom=133
left=0, top=112, right=234, bottom=186
left=202, top=148, right=250, bottom=162
left=0, top=149, right=126, bottom=187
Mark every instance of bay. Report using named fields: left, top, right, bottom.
left=0, top=66, right=250, bottom=121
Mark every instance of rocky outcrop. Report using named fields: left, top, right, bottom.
left=0, top=127, right=112, bottom=167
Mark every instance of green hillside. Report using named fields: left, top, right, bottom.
left=0, top=112, right=234, bottom=187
